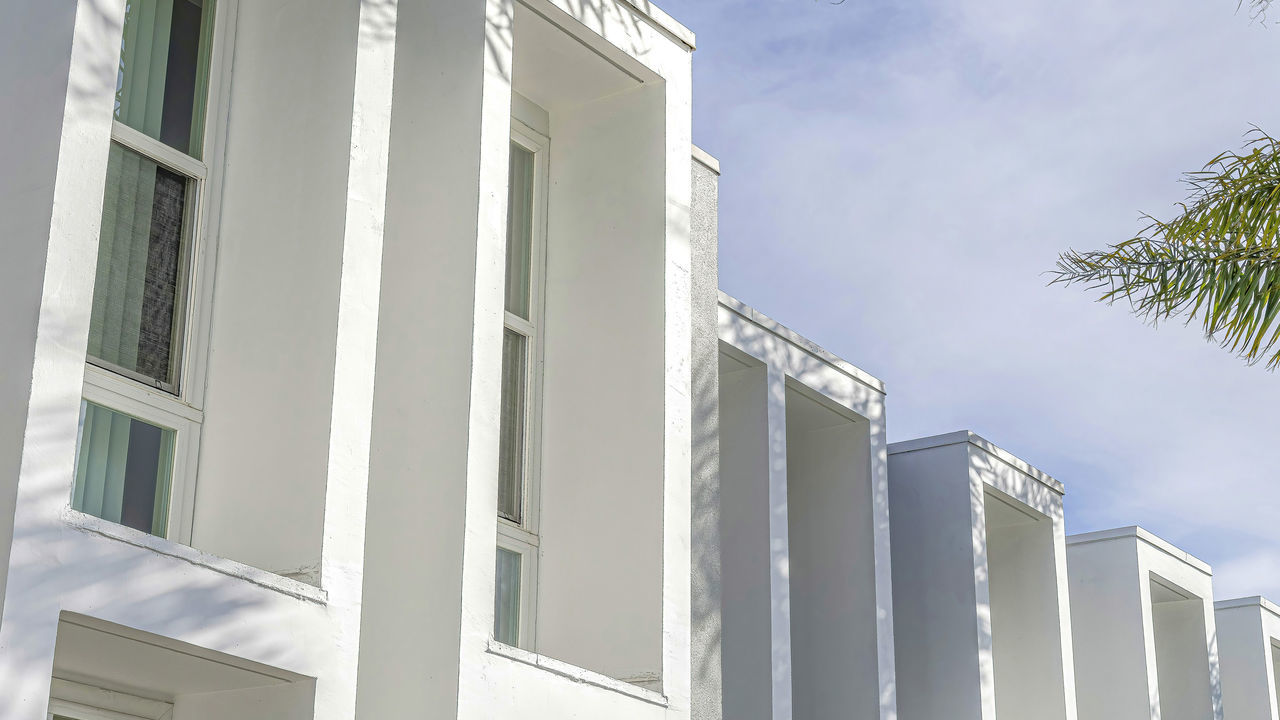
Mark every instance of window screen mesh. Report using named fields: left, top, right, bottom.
left=89, top=142, right=189, bottom=390
left=498, top=329, right=528, bottom=523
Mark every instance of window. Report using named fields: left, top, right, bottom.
left=48, top=678, right=172, bottom=720
left=494, top=119, right=548, bottom=649
left=73, top=0, right=219, bottom=541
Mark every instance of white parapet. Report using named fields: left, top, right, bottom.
left=1067, top=527, right=1224, bottom=720
left=888, top=431, right=1078, bottom=720
left=715, top=293, right=897, bottom=720
left=1215, top=596, right=1280, bottom=720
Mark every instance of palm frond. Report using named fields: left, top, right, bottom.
left=1052, top=129, right=1280, bottom=368
left=1245, top=0, right=1273, bottom=22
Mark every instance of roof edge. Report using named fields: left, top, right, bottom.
left=1215, top=596, right=1280, bottom=618
left=1067, top=526, right=1213, bottom=576
left=619, top=0, right=696, bottom=49
left=692, top=145, right=720, bottom=175
left=888, top=431, right=1065, bottom=495
left=718, top=291, right=886, bottom=394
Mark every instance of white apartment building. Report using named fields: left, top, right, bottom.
left=2, top=1, right=1278, bottom=719
left=4, top=0, right=699, bottom=717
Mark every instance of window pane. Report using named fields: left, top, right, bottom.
left=495, top=546, right=522, bottom=646
left=498, top=329, right=527, bottom=523
left=89, top=142, right=190, bottom=391
left=73, top=401, right=175, bottom=537
left=505, top=142, right=535, bottom=319
left=116, top=0, right=215, bottom=157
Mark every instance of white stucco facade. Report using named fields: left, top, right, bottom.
left=888, top=432, right=1078, bottom=720
left=714, top=294, right=898, bottom=720
left=1067, top=527, right=1225, bottom=720
left=2, top=0, right=700, bottom=718
left=1216, top=596, right=1280, bottom=720
left=3, top=0, right=1276, bottom=719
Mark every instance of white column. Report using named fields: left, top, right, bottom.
left=314, top=0, right=398, bottom=717
left=0, top=0, right=125, bottom=715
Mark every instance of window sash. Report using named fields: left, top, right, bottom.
left=89, top=139, right=199, bottom=394
left=73, top=400, right=176, bottom=537
left=498, top=327, right=529, bottom=524
left=49, top=687, right=171, bottom=720
left=79, top=366, right=201, bottom=543
left=498, top=120, right=548, bottom=536
left=93, top=6, right=212, bottom=397
left=493, top=119, right=549, bottom=651
left=505, top=141, right=536, bottom=320
left=496, top=525, right=539, bottom=650
left=114, top=0, right=218, bottom=159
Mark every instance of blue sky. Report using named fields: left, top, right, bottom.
left=659, top=0, right=1280, bottom=599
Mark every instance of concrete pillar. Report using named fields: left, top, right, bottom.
left=889, top=431, right=1078, bottom=720
left=0, top=0, right=399, bottom=716
left=0, top=0, right=129, bottom=713
left=718, top=297, right=897, bottom=720
left=1215, top=597, right=1280, bottom=720
left=690, top=146, right=723, bottom=720
left=1068, top=527, right=1224, bottom=720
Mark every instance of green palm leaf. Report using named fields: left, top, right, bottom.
left=1052, top=129, right=1280, bottom=368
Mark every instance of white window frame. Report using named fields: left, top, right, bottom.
left=48, top=701, right=161, bottom=720
left=76, top=0, right=239, bottom=545
left=495, top=116, right=550, bottom=650
left=48, top=678, right=173, bottom=720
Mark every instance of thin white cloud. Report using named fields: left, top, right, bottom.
left=664, top=0, right=1280, bottom=594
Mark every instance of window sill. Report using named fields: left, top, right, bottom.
left=485, top=638, right=668, bottom=707
left=62, top=509, right=329, bottom=605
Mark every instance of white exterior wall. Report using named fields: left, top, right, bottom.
left=452, top=1, right=697, bottom=714
left=11, top=2, right=1278, bottom=720
left=0, top=0, right=397, bottom=716
left=0, top=0, right=80, bottom=618
left=190, top=0, right=360, bottom=579
left=1067, top=527, right=1224, bottom=720
left=716, top=295, right=898, bottom=720
left=689, top=148, right=722, bottom=720
left=1216, top=597, right=1280, bottom=720
left=354, top=0, right=700, bottom=717
left=4, top=0, right=701, bottom=716
left=888, top=431, right=1078, bottom=720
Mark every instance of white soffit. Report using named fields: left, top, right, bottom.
left=53, top=616, right=299, bottom=700
left=514, top=2, right=644, bottom=112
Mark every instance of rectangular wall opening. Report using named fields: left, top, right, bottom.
left=1150, top=575, right=1213, bottom=720
left=717, top=350, right=772, bottom=720
left=784, top=381, right=879, bottom=720
left=984, top=490, right=1068, bottom=717
left=50, top=614, right=314, bottom=720
left=186, top=0, right=362, bottom=587
left=1271, top=640, right=1280, bottom=713
left=501, top=2, right=668, bottom=688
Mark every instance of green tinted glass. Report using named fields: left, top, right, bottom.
left=498, top=329, right=527, bottom=523
left=495, top=547, right=522, bottom=646
left=504, top=143, right=535, bottom=319
left=115, top=0, right=216, bottom=158
left=73, top=401, right=175, bottom=537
